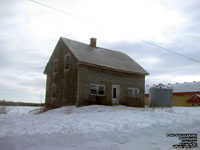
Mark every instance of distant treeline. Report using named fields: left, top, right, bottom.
left=0, top=100, right=44, bottom=107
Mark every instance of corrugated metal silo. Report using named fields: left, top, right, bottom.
left=149, top=84, right=173, bottom=107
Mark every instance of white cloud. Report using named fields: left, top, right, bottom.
left=139, top=57, right=161, bottom=65
left=22, top=0, right=186, bottom=42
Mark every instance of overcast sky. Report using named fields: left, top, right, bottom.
left=0, top=0, right=200, bottom=103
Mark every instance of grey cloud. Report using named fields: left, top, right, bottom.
left=101, top=40, right=200, bottom=85
left=0, top=0, right=200, bottom=102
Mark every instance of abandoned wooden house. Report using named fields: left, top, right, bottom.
left=44, top=37, right=149, bottom=108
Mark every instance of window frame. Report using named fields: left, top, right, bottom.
left=90, top=84, right=105, bottom=96
left=128, top=88, right=140, bottom=98
left=64, top=53, right=70, bottom=71
left=51, top=84, right=56, bottom=99
left=90, top=84, right=98, bottom=95
left=53, top=59, right=58, bottom=74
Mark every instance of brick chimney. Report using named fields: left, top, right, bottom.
left=90, top=38, right=96, bottom=47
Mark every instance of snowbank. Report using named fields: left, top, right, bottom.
left=5, top=106, right=40, bottom=114
left=0, top=105, right=199, bottom=150
left=0, top=105, right=199, bottom=137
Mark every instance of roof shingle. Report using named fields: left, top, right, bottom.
left=61, top=37, right=149, bottom=75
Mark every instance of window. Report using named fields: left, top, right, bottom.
left=64, top=54, right=70, bottom=70
left=90, top=84, right=97, bottom=94
left=51, top=84, right=56, bottom=98
left=90, top=84, right=105, bottom=96
left=53, top=59, right=58, bottom=73
left=128, top=88, right=139, bottom=97
left=128, top=88, right=133, bottom=97
left=98, top=85, right=105, bottom=95
left=198, top=104, right=200, bottom=107
left=192, top=104, right=194, bottom=107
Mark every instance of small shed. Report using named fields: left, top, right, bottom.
left=186, top=94, right=200, bottom=106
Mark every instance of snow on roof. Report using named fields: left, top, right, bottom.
left=145, top=81, right=200, bottom=94
left=61, top=37, right=149, bottom=75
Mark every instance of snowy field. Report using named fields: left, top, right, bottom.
left=3, top=106, right=41, bottom=114
left=0, top=105, right=199, bottom=150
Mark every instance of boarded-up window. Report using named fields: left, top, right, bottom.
left=128, top=88, right=139, bottom=97
left=90, top=84, right=105, bottom=96
left=128, top=88, right=133, bottom=97
left=53, top=59, right=58, bottom=73
left=64, top=54, right=70, bottom=70
left=51, top=84, right=56, bottom=98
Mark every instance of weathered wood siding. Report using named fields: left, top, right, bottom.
left=45, top=39, right=78, bottom=109
left=77, top=64, right=145, bottom=107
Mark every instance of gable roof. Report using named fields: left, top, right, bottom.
left=61, top=37, right=149, bottom=75
left=186, top=94, right=200, bottom=103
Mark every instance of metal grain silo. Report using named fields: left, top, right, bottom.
left=149, top=84, right=173, bottom=107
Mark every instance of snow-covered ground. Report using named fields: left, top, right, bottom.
left=0, top=105, right=199, bottom=150
left=4, top=106, right=41, bottom=114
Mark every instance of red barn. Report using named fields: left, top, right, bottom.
left=186, top=94, right=200, bottom=106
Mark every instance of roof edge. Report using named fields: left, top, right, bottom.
left=78, top=61, right=149, bottom=75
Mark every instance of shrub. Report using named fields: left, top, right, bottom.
left=29, top=107, right=46, bottom=114
left=0, top=106, right=8, bottom=114
left=64, top=107, right=73, bottom=114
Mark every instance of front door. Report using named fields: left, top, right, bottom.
left=112, top=85, right=120, bottom=105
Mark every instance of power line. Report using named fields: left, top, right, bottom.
left=162, top=32, right=200, bottom=54
left=29, top=0, right=99, bottom=25
left=29, top=0, right=200, bottom=64
left=137, top=38, right=200, bottom=64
